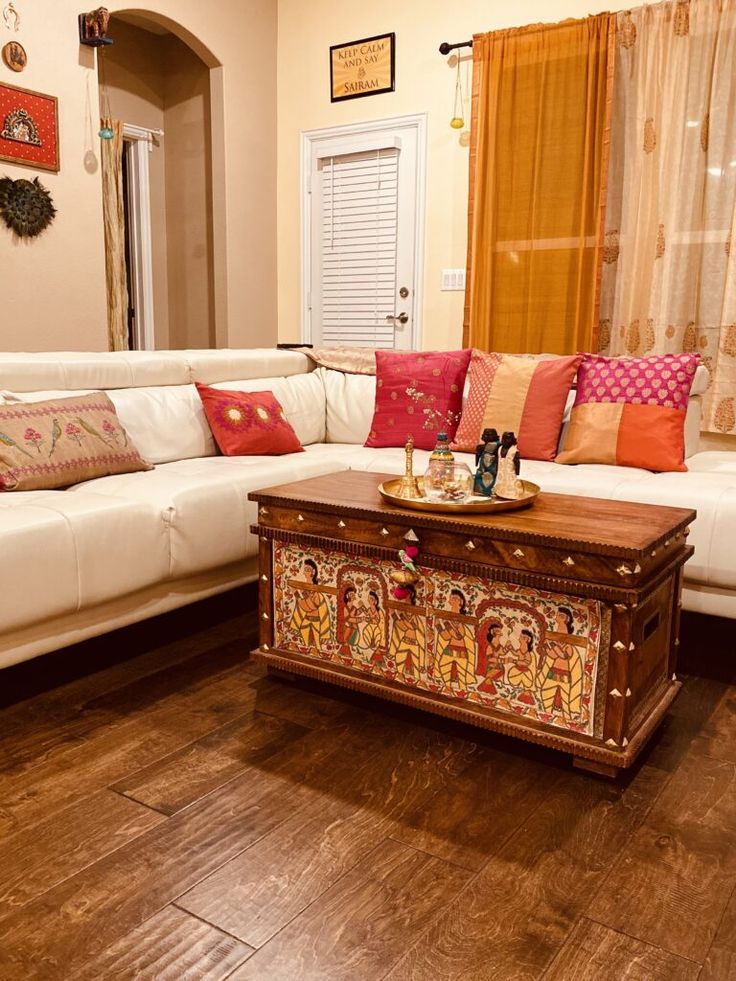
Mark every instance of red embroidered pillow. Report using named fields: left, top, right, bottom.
left=365, top=350, right=472, bottom=450
left=451, top=351, right=582, bottom=461
left=196, top=384, right=304, bottom=456
left=0, top=393, right=151, bottom=491
left=556, top=353, right=700, bottom=472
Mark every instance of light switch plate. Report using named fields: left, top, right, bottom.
left=441, top=268, right=466, bottom=291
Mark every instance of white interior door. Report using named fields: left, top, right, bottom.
left=303, top=117, right=425, bottom=349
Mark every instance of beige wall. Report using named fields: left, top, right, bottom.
left=163, top=36, right=214, bottom=349
left=1, top=0, right=276, bottom=353
left=276, top=0, right=610, bottom=351
left=0, top=2, right=108, bottom=351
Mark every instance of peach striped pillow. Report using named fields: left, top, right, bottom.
left=451, top=351, right=582, bottom=461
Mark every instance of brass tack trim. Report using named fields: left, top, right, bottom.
left=380, top=527, right=390, bottom=537
left=650, top=549, right=658, bottom=557
left=261, top=612, right=269, bottom=621
left=664, top=539, right=670, bottom=547
left=562, top=556, right=575, bottom=567
left=634, top=562, right=642, bottom=573
left=261, top=644, right=270, bottom=652
left=465, top=540, right=476, bottom=551
left=626, top=687, right=632, bottom=697
left=622, top=737, right=629, bottom=747
left=404, top=529, right=419, bottom=542
left=260, top=573, right=268, bottom=582
left=629, top=642, right=636, bottom=651
left=683, top=528, right=690, bottom=538
left=613, top=641, right=626, bottom=652
left=605, top=738, right=618, bottom=747
left=513, top=548, right=525, bottom=558
left=616, top=564, right=632, bottom=577
left=338, top=520, right=346, bottom=529
left=614, top=603, right=627, bottom=612
left=674, top=638, right=680, bottom=647
left=610, top=688, right=623, bottom=698
left=297, top=514, right=305, bottom=523
left=672, top=673, right=677, bottom=681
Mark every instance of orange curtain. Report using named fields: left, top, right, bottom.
left=464, top=14, right=614, bottom=354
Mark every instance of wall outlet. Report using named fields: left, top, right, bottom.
left=441, top=268, right=466, bottom=291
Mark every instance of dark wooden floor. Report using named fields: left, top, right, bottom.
left=0, top=588, right=734, bottom=980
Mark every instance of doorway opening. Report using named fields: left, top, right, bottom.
left=100, top=12, right=217, bottom=350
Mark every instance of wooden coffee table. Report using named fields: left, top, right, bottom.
left=249, top=471, right=695, bottom=776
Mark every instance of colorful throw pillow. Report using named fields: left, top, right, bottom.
left=0, top=393, right=152, bottom=491
left=556, top=353, right=700, bottom=472
left=451, top=351, right=582, bottom=461
left=365, top=350, right=472, bottom=451
left=196, top=384, right=304, bottom=456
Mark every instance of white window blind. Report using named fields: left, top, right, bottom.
left=317, top=147, right=399, bottom=348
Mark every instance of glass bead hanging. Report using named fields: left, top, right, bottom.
left=450, top=55, right=464, bottom=129
left=97, top=49, right=114, bottom=140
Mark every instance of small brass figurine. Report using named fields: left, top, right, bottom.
left=494, top=431, right=524, bottom=500
left=393, top=435, right=422, bottom=499
left=473, top=427, right=499, bottom=497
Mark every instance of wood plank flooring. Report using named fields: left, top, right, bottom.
left=0, top=585, right=733, bottom=980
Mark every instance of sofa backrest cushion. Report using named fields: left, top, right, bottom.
left=0, top=352, right=190, bottom=392
left=321, top=368, right=376, bottom=444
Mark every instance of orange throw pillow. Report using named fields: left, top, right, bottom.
left=0, top=393, right=151, bottom=491
left=196, top=384, right=304, bottom=456
left=556, top=353, right=699, bottom=472
left=452, top=351, right=582, bottom=461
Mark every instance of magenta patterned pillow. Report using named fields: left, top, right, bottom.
left=557, top=353, right=700, bottom=472
left=0, top=393, right=152, bottom=490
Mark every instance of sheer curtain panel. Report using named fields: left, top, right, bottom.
left=600, top=0, right=736, bottom=434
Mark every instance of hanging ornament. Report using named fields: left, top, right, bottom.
left=2, top=2, right=20, bottom=32
left=97, top=48, right=114, bottom=140
left=450, top=55, right=464, bottom=129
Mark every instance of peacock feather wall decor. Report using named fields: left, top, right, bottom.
left=0, top=175, right=56, bottom=237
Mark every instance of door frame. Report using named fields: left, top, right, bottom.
left=123, top=123, right=161, bottom=351
left=299, top=113, right=427, bottom=348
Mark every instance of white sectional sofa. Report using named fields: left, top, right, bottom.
left=0, top=348, right=734, bottom=670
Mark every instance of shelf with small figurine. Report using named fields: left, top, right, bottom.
left=378, top=432, right=539, bottom=514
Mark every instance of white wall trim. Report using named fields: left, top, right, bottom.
left=123, top=125, right=156, bottom=351
left=300, top=113, right=427, bottom=348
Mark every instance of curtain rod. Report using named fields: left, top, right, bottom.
left=438, top=40, right=473, bottom=54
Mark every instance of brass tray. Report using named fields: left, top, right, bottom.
left=378, top=477, right=540, bottom=514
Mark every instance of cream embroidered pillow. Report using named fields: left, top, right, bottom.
left=0, top=392, right=152, bottom=491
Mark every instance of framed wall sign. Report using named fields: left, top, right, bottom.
left=330, top=33, right=395, bottom=103
left=0, top=82, right=59, bottom=172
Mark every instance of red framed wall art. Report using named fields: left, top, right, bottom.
left=0, top=81, right=59, bottom=172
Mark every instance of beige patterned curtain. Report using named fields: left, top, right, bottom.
left=600, top=0, right=736, bottom=434
left=100, top=118, right=129, bottom=351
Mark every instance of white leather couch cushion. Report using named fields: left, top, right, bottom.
left=321, top=368, right=376, bottom=444
left=68, top=452, right=351, bottom=578
left=0, top=351, right=190, bottom=392
left=210, top=373, right=327, bottom=445
left=0, top=491, right=169, bottom=632
left=107, top=385, right=217, bottom=465
left=186, top=349, right=311, bottom=384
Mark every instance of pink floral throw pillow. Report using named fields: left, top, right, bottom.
left=0, top=393, right=152, bottom=491
left=365, top=350, right=472, bottom=450
left=556, top=353, right=700, bottom=472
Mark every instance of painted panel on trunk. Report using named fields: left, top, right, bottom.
left=273, top=543, right=609, bottom=736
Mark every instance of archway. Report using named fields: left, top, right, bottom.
left=99, top=9, right=225, bottom=349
